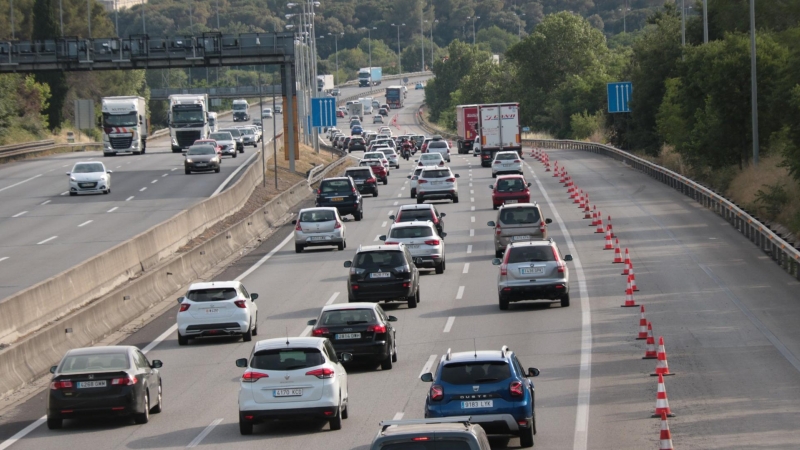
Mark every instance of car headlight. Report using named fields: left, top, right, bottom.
left=210, top=157, right=219, bottom=162
left=185, top=158, right=193, bottom=163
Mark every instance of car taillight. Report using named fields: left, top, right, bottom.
left=352, top=187, right=357, bottom=194
left=384, top=241, right=399, bottom=245
left=510, top=380, right=524, bottom=397
left=430, top=212, right=438, bottom=224
left=418, top=179, right=428, bottom=184
left=366, top=178, right=376, bottom=184
left=306, top=368, right=334, bottom=379
left=424, top=239, right=440, bottom=246
left=413, top=437, right=431, bottom=441
left=500, top=246, right=511, bottom=276
left=334, top=221, right=342, bottom=229
left=312, top=327, right=329, bottom=336
left=494, top=160, right=502, bottom=164
left=439, top=162, right=444, bottom=166
left=179, top=303, right=190, bottom=312
left=234, top=300, right=247, bottom=308
left=50, top=380, right=73, bottom=390
left=295, top=221, right=303, bottom=231
left=539, top=220, right=546, bottom=234
left=111, top=376, right=138, bottom=386
left=368, top=324, right=387, bottom=333
left=495, top=224, right=502, bottom=236
left=514, top=159, right=521, bottom=163
left=430, top=384, right=444, bottom=401
left=241, top=371, right=269, bottom=382
left=445, top=178, right=456, bottom=182
left=316, top=188, right=322, bottom=195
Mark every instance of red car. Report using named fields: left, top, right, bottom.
left=336, top=110, right=346, bottom=118
left=361, top=160, right=388, bottom=185
left=491, top=175, right=532, bottom=210
left=193, top=139, right=222, bottom=156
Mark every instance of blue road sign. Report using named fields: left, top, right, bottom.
left=522, top=126, right=531, bottom=132
left=311, top=97, right=337, bottom=127
left=607, top=82, right=633, bottom=113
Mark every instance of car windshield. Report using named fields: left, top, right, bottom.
left=319, top=309, right=376, bottom=325
left=390, top=226, right=434, bottom=239
left=397, top=209, right=433, bottom=222
left=499, top=208, right=541, bottom=224
left=420, top=154, right=442, bottom=161
left=440, top=361, right=512, bottom=384
left=496, top=153, right=518, bottom=161
left=72, top=163, right=105, bottom=173
left=381, top=442, right=472, bottom=450
left=507, top=246, right=555, bottom=263
left=250, top=348, right=324, bottom=371
left=59, top=352, right=131, bottom=373
left=103, top=112, right=137, bottom=127
left=210, top=133, right=232, bottom=141
left=187, top=146, right=216, bottom=155
left=319, top=180, right=352, bottom=193
left=421, top=169, right=451, bottom=178
left=364, top=153, right=383, bottom=159
left=299, top=209, right=336, bottom=222
left=347, top=169, right=372, bottom=179
left=239, top=128, right=254, bottom=135
left=186, top=287, right=238, bottom=302
left=496, top=178, right=526, bottom=192
left=354, top=251, right=405, bottom=269
left=222, top=129, right=241, bottom=137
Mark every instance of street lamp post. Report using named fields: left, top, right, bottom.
left=515, top=13, right=525, bottom=39
left=420, top=13, right=424, bottom=71
left=391, top=23, right=405, bottom=77
left=359, top=26, right=377, bottom=73
left=430, top=19, right=438, bottom=64
left=749, top=0, right=759, bottom=166
left=467, top=16, right=480, bottom=46
left=328, top=32, right=344, bottom=85
left=702, top=0, right=708, bottom=43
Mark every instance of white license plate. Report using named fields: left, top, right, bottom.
left=520, top=267, right=545, bottom=275
left=77, top=380, right=107, bottom=388
left=309, top=236, right=330, bottom=241
left=407, top=245, right=420, bottom=249
left=356, top=181, right=364, bottom=185
left=432, top=181, right=444, bottom=185
left=503, top=164, right=511, bottom=167
left=205, top=308, right=219, bottom=314
left=196, top=163, right=207, bottom=167
left=512, top=235, right=532, bottom=241
left=462, top=400, right=493, bottom=409
left=505, top=200, right=518, bottom=204
left=336, top=333, right=361, bottom=340
left=370, top=272, right=391, bottom=278
left=274, top=389, right=303, bottom=397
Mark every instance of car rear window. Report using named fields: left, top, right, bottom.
left=428, top=141, right=447, bottom=149
left=496, top=178, right=526, bottom=191
left=380, top=442, right=472, bottom=450
left=420, top=154, right=441, bottom=161
left=320, top=309, right=376, bottom=326
left=390, top=226, right=434, bottom=239
left=300, top=209, right=336, bottom=222
left=222, top=129, right=241, bottom=137
left=380, top=150, right=396, bottom=156
left=495, top=153, right=518, bottom=160
left=59, top=353, right=131, bottom=373
left=210, top=133, right=232, bottom=140
left=186, top=288, right=238, bottom=302
left=250, top=348, right=324, bottom=371
left=354, top=251, right=406, bottom=269
left=440, top=361, right=512, bottom=384
left=351, top=138, right=365, bottom=143
left=320, top=180, right=352, bottom=193
left=421, top=169, right=451, bottom=178
left=347, top=169, right=372, bottom=179
left=397, top=210, right=433, bottom=222
left=499, top=207, right=541, bottom=224
left=187, top=146, right=216, bottom=155
left=507, top=246, right=555, bottom=263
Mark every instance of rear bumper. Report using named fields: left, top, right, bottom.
left=294, top=231, right=344, bottom=247
left=417, top=190, right=457, bottom=200
left=356, top=184, right=378, bottom=194
left=411, top=254, right=442, bottom=268
left=48, top=390, right=142, bottom=418
left=348, top=282, right=414, bottom=302
left=239, top=405, right=339, bottom=423
left=178, top=320, right=249, bottom=337
left=331, top=340, right=390, bottom=360
left=499, top=282, right=568, bottom=301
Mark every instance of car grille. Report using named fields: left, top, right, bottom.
left=176, top=130, right=201, bottom=148
left=109, top=136, right=133, bottom=149
left=186, top=322, right=240, bottom=331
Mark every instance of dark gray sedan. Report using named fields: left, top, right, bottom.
left=47, top=345, right=163, bottom=429
left=184, top=145, right=221, bottom=174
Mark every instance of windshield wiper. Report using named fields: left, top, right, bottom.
left=346, top=321, right=369, bottom=325
left=473, top=377, right=499, bottom=383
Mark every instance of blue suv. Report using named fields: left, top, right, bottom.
left=420, top=346, right=540, bottom=448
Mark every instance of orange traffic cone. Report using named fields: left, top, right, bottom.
left=651, top=337, right=674, bottom=376
left=578, top=193, right=586, bottom=209
left=653, top=374, right=676, bottom=418
left=643, top=322, right=657, bottom=359
left=607, top=215, right=616, bottom=238
left=612, top=239, right=624, bottom=263
left=595, top=216, right=604, bottom=233
left=658, top=412, right=675, bottom=450
left=574, top=190, right=582, bottom=203
left=603, top=229, right=614, bottom=250
left=583, top=205, right=592, bottom=219
left=636, top=305, right=648, bottom=339
left=621, top=248, right=631, bottom=275
left=544, top=162, right=551, bottom=172
left=553, top=163, right=560, bottom=177
left=621, top=277, right=638, bottom=307
left=590, top=211, right=598, bottom=226
left=629, top=267, right=639, bottom=291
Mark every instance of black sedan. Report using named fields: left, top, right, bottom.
left=184, top=144, right=221, bottom=174
left=47, top=345, right=163, bottom=429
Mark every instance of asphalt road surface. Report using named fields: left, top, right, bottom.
left=1, top=86, right=797, bottom=450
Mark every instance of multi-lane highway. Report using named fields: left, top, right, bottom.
left=1, top=86, right=799, bottom=450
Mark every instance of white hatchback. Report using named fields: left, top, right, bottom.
left=363, top=151, right=391, bottom=172
left=416, top=166, right=460, bottom=204
left=176, top=281, right=259, bottom=345
left=378, top=148, right=400, bottom=169
left=68, top=161, right=112, bottom=196
left=491, top=151, right=523, bottom=177
left=416, top=153, right=446, bottom=167
left=426, top=139, right=451, bottom=162
left=236, top=337, right=350, bottom=434
left=380, top=221, right=447, bottom=274
left=293, top=207, right=346, bottom=253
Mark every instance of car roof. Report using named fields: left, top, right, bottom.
left=508, top=239, right=555, bottom=249
left=379, top=422, right=475, bottom=437
left=65, top=345, right=134, bottom=357
left=390, top=220, right=434, bottom=228
left=253, top=337, right=326, bottom=351
left=420, top=153, right=443, bottom=158
left=321, top=302, right=378, bottom=312
left=398, top=203, right=435, bottom=211
left=357, top=244, right=404, bottom=252
left=446, top=350, right=511, bottom=363
left=496, top=174, right=525, bottom=180
left=188, top=280, right=240, bottom=290
left=299, top=207, right=339, bottom=214
left=321, top=176, right=351, bottom=181
left=499, top=202, right=539, bottom=209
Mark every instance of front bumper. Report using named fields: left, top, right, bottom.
left=185, top=161, right=220, bottom=172
left=69, top=180, right=107, bottom=194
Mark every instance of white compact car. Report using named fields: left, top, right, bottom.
left=293, top=207, right=347, bottom=253
left=426, top=139, right=451, bottom=163
left=362, top=151, right=391, bottom=172
left=236, top=337, right=351, bottom=435
left=416, top=165, right=460, bottom=204
left=176, top=281, right=259, bottom=345
left=262, top=108, right=273, bottom=119
left=416, top=153, right=446, bottom=167
left=378, top=148, right=400, bottom=169
left=68, top=162, right=112, bottom=196
left=380, top=221, right=447, bottom=274
left=407, top=167, right=423, bottom=198
left=492, top=151, right=523, bottom=177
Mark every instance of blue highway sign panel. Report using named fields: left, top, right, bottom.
left=311, top=97, right=337, bottom=127
left=607, top=82, right=632, bottom=113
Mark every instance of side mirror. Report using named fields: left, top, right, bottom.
left=177, top=296, right=185, bottom=303
left=414, top=159, right=419, bottom=162
left=420, top=372, right=433, bottom=382
left=492, top=258, right=502, bottom=265
left=50, top=365, right=57, bottom=374
left=487, top=221, right=496, bottom=227
left=388, top=215, right=396, bottom=220
left=107, top=170, right=113, bottom=174
left=440, top=213, right=446, bottom=217
left=527, top=367, right=540, bottom=377
left=440, top=232, right=447, bottom=238
left=291, top=220, right=297, bottom=225
left=407, top=175, right=411, bottom=179
left=489, top=185, right=494, bottom=189
left=340, top=352, right=353, bottom=363
left=251, top=293, right=259, bottom=300
left=387, top=316, right=398, bottom=322
left=150, top=360, right=163, bottom=369
left=379, top=235, right=387, bottom=241
left=65, top=172, right=71, bottom=176
left=564, top=254, right=573, bottom=262
left=235, top=358, right=248, bottom=368
left=545, top=218, right=553, bottom=224
left=527, top=182, right=532, bottom=187
left=454, top=174, right=460, bottom=178
left=343, top=261, right=352, bottom=268
left=307, top=319, right=317, bottom=326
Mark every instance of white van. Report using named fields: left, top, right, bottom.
left=262, top=108, right=273, bottom=119
left=207, top=111, right=218, bottom=133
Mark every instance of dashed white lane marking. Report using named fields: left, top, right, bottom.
left=387, top=210, right=393, bottom=216
left=107, top=207, right=118, bottom=213
left=116, top=165, right=122, bottom=169
left=470, top=197, right=474, bottom=202
left=37, top=236, right=57, bottom=245
left=171, top=168, right=178, bottom=171
left=443, top=316, right=455, bottom=333
left=78, top=220, right=92, bottom=227
left=469, top=183, right=473, bottom=187
left=60, top=191, right=68, bottom=196
left=162, top=173, right=168, bottom=177
left=187, top=418, right=224, bottom=448
left=467, top=245, right=472, bottom=254
left=139, top=187, right=147, bottom=192
left=381, top=221, right=387, bottom=227
left=12, top=211, right=28, bottom=218
left=470, top=190, right=474, bottom=194
left=62, top=164, right=68, bottom=168
left=0, top=257, right=8, bottom=263
left=456, top=286, right=465, bottom=299
left=470, top=229, right=475, bottom=237
left=40, top=200, right=51, bottom=205
left=392, top=412, right=405, bottom=421
left=420, top=355, right=438, bottom=377
left=463, top=263, right=470, bottom=274
left=325, top=292, right=340, bottom=305
left=471, top=216, right=475, bottom=223
left=151, top=179, right=158, bottom=184
left=393, top=201, right=399, bottom=206
left=397, top=193, right=402, bottom=197
left=471, top=206, right=475, bottom=211
left=126, top=196, right=134, bottom=201
left=374, top=234, right=382, bottom=241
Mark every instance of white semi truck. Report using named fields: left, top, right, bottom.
left=471, top=102, right=522, bottom=167
left=100, top=96, right=148, bottom=156
left=168, top=94, right=210, bottom=153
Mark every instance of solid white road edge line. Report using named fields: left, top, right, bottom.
left=212, top=148, right=261, bottom=197
left=187, top=418, right=224, bottom=448
left=419, top=355, right=438, bottom=378
left=456, top=286, right=465, bottom=300
left=0, top=174, right=42, bottom=193
left=527, top=162, right=592, bottom=450
left=12, top=211, right=28, bottom=218
left=443, top=316, right=455, bottom=333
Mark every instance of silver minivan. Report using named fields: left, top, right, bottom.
left=488, top=203, right=552, bottom=258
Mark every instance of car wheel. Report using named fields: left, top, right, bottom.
left=410, top=188, right=416, bottom=198
left=133, top=391, right=150, bottom=424
left=337, top=241, right=344, bottom=251
left=499, top=297, right=510, bottom=311
left=232, top=152, right=237, bottom=158
left=151, top=383, right=163, bottom=413
left=69, top=192, right=77, bottom=196
left=392, top=341, right=398, bottom=362
left=341, top=402, right=349, bottom=419
left=435, top=261, right=444, bottom=275
left=242, top=326, right=253, bottom=342
left=177, top=333, right=189, bottom=346
left=354, top=210, right=363, bottom=221
left=380, top=352, right=393, bottom=370
left=382, top=178, right=388, bottom=185
left=416, top=197, right=423, bottom=204
left=252, top=315, right=258, bottom=336
left=560, top=293, right=571, bottom=308
left=493, top=204, right=499, bottom=210
left=184, top=169, right=191, bottom=175
left=453, top=196, right=459, bottom=204
left=295, top=244, right=304, bottom=253
left=214, top=167, right=221, bottom=173
left=329, top=405, right=343, bottom=431
left=46, top=416, right=62, bottom=429
left=239, top=419, right=253, bottom=435
left=408, top=289, right=418, bottom=309
left=492, top=172, right=497, bottom=178
left=373, top=190, right=379, bottom=197
left=495, top=249, right=503, bottom=258
left=519, top=422, right=534, bottom=447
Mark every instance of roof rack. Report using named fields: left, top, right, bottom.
left=379, top=416, right=472, bottom=432
left=501, top=345, right=510, bottom=357
left=445, top=348, right=452, bottom=361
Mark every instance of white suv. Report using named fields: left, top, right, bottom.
left=407, top=167, right=423, bottom=198
left=236, top=337, right=351, bottom=434
left=380, top=221, right=447, bottom=274
left=416, top=166, right=460, bottom=204
left=491, top=151, right=524, bottom=177
left=176, top=281, right=259, bottom=345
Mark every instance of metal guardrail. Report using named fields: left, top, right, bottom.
left=0, top=139, right=55, bottom=155
left=0, top=140, right=101, bottom=159
left=527, top=139, right=800, bottom=281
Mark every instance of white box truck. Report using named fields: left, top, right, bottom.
left=317, top=74, right=334, bottom=93
left=168, top=94, right=210, bottom=152
left=358, top=97, right=374, bottom=115
left=472, top=102, right=521, bottom=167
left=100, top=96, right=148, bottom=156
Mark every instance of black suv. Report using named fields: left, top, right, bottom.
left=345, top=166, right=379, bottom=197
left=316, top=177, right=364, bottom=221
left=348, top=136, right=367, bottom=152
left=344, top=245, right=420, bottom=308
left=370, top=417, right=492, bottom=450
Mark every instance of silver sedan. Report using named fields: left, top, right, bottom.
left=293, top=207, right=347, bottom=253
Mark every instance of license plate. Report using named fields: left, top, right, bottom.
left=331, top=197, right=344, bottom=202
left=274, top=389, right=303, bottom=397
left=196, top=163, right=207, bottom=167
left=520, top=267, right=545, bottom=275
left=336, top=333, right=361, bottom=340
left=432, top=181, right=444, bottom=185
left=77, top=380, right=107, bottom=388
left=309, top=236, right=330, bottom=241
left=407, top=245, right=420, bottom=249
left=356, top=181, right=364, bottom=185
left=512, top=235, right=532, bottom=241
left=462, top=400, right=493, bottom=409
left=370, top=272, right=391, bottom=278
left=505, top=200, right=518, bottom=204
left=79, top=183, right=94, bottom=188
left=205, top=308, right=219, bottom=314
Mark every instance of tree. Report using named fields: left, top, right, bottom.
left=425, top=40, right=492, bottom=122
left=475, top=25, right=519, bottom=55
left=32, top=0, right=67, bottom=130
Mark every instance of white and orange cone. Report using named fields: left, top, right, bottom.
left=574, top=190, right=583, bottom=204
left=643, top=322, right=657, bottom=359
left=595, top=216, right=605, bottom=233
left=653, top=374, right=676, bottom=418
left=621, top=248, right=631, bottom=275
left=584, top=203, right=593, bottom=219
left=630, top=267, right=639, bottom=291
left=659, top=412, right=675, bottom=450
left=651, top=336, right=675, bottom=376
left=636, top=305, right=648, bottom=339
left=621, top=278, right=638, bottom=307
left=603, top=228, right=614, bottom=250
left=612, top=239, right=624, bottom=263
left=607, top=215, right=616, bottom=238
left=590, top=211, right=598, bottom=226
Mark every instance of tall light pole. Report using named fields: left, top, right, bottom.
left=702, top=0, right=708, bottom=43
left=329, top=32, right=344, bottom=85
left=749, top=0, right=759, bottom=166
left=10, top=0, right=14, bottom=39
left=359, top=26, right=377, bottom=71
left=430, top=19, right=438, bottom=65
left=680, top=0, right=685, bottom=47
left=141, top=0, right=146, bottom=34
left=59, top=0, right=64, bottom=36
left=515, top=12, right=525, bottom=39
left=391, top=23, right=405, bottom=76
left=420, top=12, right=424, bottom=72
left=466, top=16, right=480, bottom=46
